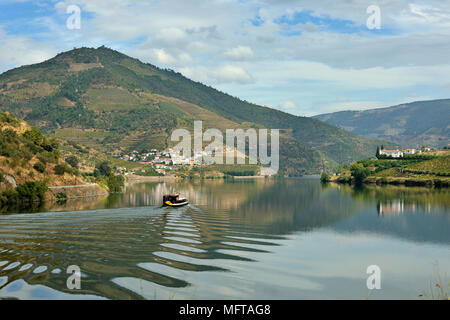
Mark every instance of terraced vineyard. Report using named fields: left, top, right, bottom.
left=0, top=46, right=392, bottom=175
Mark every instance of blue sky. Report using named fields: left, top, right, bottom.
left=0, top=0, right=449, bottom=116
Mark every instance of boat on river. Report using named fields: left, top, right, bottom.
left=163, top=193, right=189, bottom=207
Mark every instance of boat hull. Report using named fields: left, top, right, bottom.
left=164, top=200, right=189, bottom=207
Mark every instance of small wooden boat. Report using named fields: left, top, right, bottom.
left=163, top=193, right=189, bottom=207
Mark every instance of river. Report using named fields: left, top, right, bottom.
left=0, top=178, right=449, bottom=299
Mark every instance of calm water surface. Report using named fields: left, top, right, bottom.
left=0, top=178, right=449, bottom=299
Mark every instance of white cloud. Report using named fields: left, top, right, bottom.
left=1, top=0, right=450, bottom=115
left=152, top=49, right=176, bottom=65
left=223, top=46, right=254, bottom=60
left=0, top=28, right=56, bottom=72
left=279, top=100, right=296, bottom=111
left=179, top=65, right=254, bottom=85
left=210, top=65, right=254, bottom=84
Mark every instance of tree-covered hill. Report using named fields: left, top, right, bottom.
left=314, top=99, right=450, bottom=148
left=0, top=46, right=388, bottom=174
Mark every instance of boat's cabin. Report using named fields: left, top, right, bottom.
left=163, top=194, right=179, bottom=202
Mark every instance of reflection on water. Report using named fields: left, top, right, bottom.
left=0, top=179, right=449, bottom=299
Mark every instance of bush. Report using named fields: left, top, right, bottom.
left=350, top=163, right=371, bottom=184
left=96, top=161, right=112, bottom=176
left=37, top=151, right=59, bottom=164
left=33, top=162, right=46, bottom=173
left=320, top=172, right=330, bottom=183
left=54, top=164, right=72, bottom=175
left=15, top=181, right=48, bottom=203
left=22, top=127, right=44, bottom=146
left=106, top=175, right=124, bottom=193
left=65, top=155, right=79, bottom=168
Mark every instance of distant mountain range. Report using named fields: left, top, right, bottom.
left=314, top=99, right=450, bottom=148
left=0, top=46, right=390, bottom=175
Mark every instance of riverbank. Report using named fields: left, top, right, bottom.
left=125, top=174, right=179, bottom=183
left=326, top=154, right=450, bottom=188
left=329, top=174, right=449, bottom=187
left=46, top=183, right=108, bottom=201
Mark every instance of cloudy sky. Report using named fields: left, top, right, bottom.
left=0, top=0, right=449, bottom=116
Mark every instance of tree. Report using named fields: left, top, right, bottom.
left=350, top=163, right=371, bottom=184
left=23, top=127, right=44, bottom=146
left=66, top=155, right=79, bottom=168
left=54, top=164, right=67, bottom=175
left=96, top=161, right=112, bottom=176
left=16, top=181, right=48, bottom=202
left=376, top=146, right=380, bottom=158
left=320, top=171, right=330, bottom=183
left=33, top=162, right=46, bottom=173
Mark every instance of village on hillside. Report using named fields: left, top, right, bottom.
left=112, top=146, right=247, bottom=176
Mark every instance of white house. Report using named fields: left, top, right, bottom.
left=380, top=149, right=403, bottom=158
left=403, top=148, right=417, bottom=155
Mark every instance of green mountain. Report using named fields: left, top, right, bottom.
left=314, top=99, right=450, bottom=148
left=0, top=46, right=386, bottom=175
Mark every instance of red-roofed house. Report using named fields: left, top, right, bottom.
left=380, top=149, right=403, bottom=158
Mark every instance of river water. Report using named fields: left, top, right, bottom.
left=0, top=178, right=449, bottom=299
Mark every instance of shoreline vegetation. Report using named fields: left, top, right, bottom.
left=321, top=149, right=450, bottom=188
left=0, top=112, right=124, bottom=212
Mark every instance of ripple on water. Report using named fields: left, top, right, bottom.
left=33, top=266, right=48, bottom=274
left=51, top=268, right=62, bottom=274
left=0, top=261, right=9, bottom=267
left=161, top=243, right=206, bottom=253
left=2, top=262, right=20, bottom=271
left=18, top=264, right=33, bottom=272
left=0, top=276, right=7, bottom=286
left=163, top=236, right=202, bottom=244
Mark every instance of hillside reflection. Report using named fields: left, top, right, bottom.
left=0, top=179, right=449, bottom=299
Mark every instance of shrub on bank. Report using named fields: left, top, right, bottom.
left=320, top=172, right=330, bottom=183
left=33, top=161, right=46, bottom=173
left=0, top=180, right=48, bottom=206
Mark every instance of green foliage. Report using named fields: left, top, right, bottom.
left=33, top=161, right=46, bottom=173
left=350, top=163, right=371, bottom=184
left=1, top=181, right=48, bottom=206
left=23, top=127, right=44, bottom=146
left=96, top=161, right=112, bottom=176
left=377, top=154, right=437, bottom=160
left=67, top=140, right=89, bottom=154
left=0, top=113, right=60, bottom=176
left=105, top=175, right=124, bottom=193
left=0, top=112, right=20, bottom=126
left=37, top=151, right=59, bottom=164
left=56, top=192, right=67, bottom=199
left=16, top=181, right=48, bottom=202
left=65, top=155, right=79, bottom=168
left=0, top=172, right=4, bottom=182
left=222, top=170, right=256, bottom=176
left=135, top=167, right=162, bottom=176
left=0, top=47, right=389, bottom=174
left=320, top=172, right=331, bottom=183
left=54, top=163, right=74, bottom=175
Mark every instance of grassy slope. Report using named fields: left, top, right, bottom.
left=369, top=153, right=450, bottom=185
left=0, top=112, right=85, bottom=188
